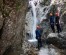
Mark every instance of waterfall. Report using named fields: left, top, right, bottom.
left=31, top=1, right=37, bottom=39
left=28, top=0, right=37, bottom=42
left=28, top=0, right=56, bottom=42
left=26, top=0, right=64, bottom=55
left=40, top=0, right=56, bottom=22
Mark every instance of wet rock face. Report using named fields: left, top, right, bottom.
left=62, top=13, right=66, bottom=31
left=62, top=14, right=66, bottom=23
left=0, top=13, right=3, bottom=29
left=46, top=1, right=66, bottom=49
left=46, top=37, right=66, bottom=49
left=46, top=32, right=66, bottom=49
left=0, top=0, right=27, bottom=55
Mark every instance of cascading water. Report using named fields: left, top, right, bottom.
left=28, top=0, right=56, bottom=42
left=28, top=0, right=38, bottom=42
left=39, top=0, right=56, bottom=22
left=25, top=0, right=64, bottom=55
left=30, top=0, right=36, bottom=39
left=25, top=0, right=65, bottom=55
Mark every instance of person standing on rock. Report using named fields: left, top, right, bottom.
left=55, top=12, right=62, bottom=33
left=49, top=13, right=55, bottom=33
left=35, top=26, right=42, bottom=50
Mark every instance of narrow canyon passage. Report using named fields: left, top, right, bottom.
left=0, top=0, right=66, bottom=55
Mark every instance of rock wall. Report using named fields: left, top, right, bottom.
left=0, top=0, right=28, bottom=55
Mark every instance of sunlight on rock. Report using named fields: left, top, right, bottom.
left=48, top=33, right=58, bottom=38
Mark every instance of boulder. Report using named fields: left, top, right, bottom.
left=46, top=33, right=66, bottom=49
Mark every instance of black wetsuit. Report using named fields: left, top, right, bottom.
left=50, top=16, right=55, bottom=33
left=55, top=16, right=62, bottom=33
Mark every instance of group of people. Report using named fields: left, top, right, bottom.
left=35, top=12, right=63, bottom=50
left=49, top=12, right=62, bottom=33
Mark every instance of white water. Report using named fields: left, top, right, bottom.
left=28, top=0, right=37, bottom=42
left=27, top=0, right=64, bottom=55
left=39, top=0, right=56, bottom=22
left=28, top=0, right=64, bottom=42
left=38, top=47, right=60, bottom=55
left=30, top=0, right=37, bottom=39
left=28, top=0, right=56, bottom=42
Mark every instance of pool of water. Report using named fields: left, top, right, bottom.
left=38, top=45, right=61, bottom=55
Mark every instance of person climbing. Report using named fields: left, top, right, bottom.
left=35, top=26, right=42, bottom=50
left=55, top=12, right=62, bottom=33
left=49, top=13, right=55, bottom=33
